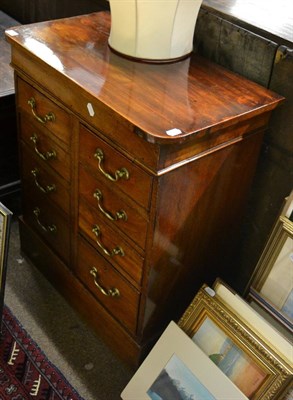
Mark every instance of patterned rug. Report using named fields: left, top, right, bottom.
left=0, top=305, right=84, bottom=399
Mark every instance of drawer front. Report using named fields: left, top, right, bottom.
left=21, top=145, right=70, bottom=215
left=17, top=78, right=71, bottom=145
left=20, top=114, right=70, bottom=181
left=77, top=237, right=140, bottom=334
left=79, top=166, right=148, bottom=249
left=79, top=124, right=152, bottom=210
left=79, top=198, right=144, bottom=286
left=22, top=192, right=70, bottom=264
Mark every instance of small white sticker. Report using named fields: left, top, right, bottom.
left=6, top=29, right=19, bottom=37
left=205, top=287, right=216, bottom=297
left=166, top=128, right=182, bottom=136
left=87, top=102, right=95, bottom=117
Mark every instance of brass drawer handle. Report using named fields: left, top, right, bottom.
left=94, top=148, right=129, bottom=182
left=90, top=267, right=120, bottom=297
left=33, top=207, right=57, bottom=233
left=28, top=97, right=56, bottom=124
left=92, top=225, right=124, bottom=257
left=31, top=168, right=56, bottom=194
left=93, top=189, right=127, bottom=221
left=30, top=134, right=56, bottom=161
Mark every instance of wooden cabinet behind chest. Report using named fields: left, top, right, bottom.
left=6, top=12, right=284, bottom=365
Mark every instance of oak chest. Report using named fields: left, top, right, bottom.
left=6, top=12, right=283, bottom=365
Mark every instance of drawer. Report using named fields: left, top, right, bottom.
left=79, top=124, right=152, bottom=210
left=21, top=144, right=70, bottom=215
left=77, top=236, right=140, bottom=334
left=22, top=193, right=70, bottom=264
left=79, top=166, right=148, bottom=249
left=17, top=78, right=71, bottom=145
left=79, top=198, right=144, bottom=286
left=20, top=114, right=70, bottom=181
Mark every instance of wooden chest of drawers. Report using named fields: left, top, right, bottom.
left=6, top=12, right=284, bottom=365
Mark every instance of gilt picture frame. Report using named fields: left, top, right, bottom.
left=178, top=285, right=292, bottom=400
left=0, top=202, right=12, bottom=322
left=248, top=215, right=293, bottom=332
left=121, top=321, right=248, bottom=400
left=213, top=278, right=292, bottom=365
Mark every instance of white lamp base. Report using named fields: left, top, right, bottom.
left=108, top=0, right=203, bottom=63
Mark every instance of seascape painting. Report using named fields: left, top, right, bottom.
left=192, top=317, right=267, bottom=398
left=147, top=354, right=216, bottom=400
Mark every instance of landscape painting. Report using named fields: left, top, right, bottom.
left=147, top=354, right=216, bottom=400
left=192, top=317, right=267, bottom=398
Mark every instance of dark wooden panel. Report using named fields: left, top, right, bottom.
left=0, top=1, right=26, bottom=24
left=238, top=47, right=293, bottom=293
left=26, top=0, right=108, bottom=22
left=194, top=9, right=277, bottom=87
left=0, top=0, right=109, bottom=24
left=192, top=4, right=292, bottom=297
left=202, top=0, right=293, bottom=47
left=269, top=47, right=293, bottom=150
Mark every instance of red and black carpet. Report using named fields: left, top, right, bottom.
left=0, top=305, right=84, bottom=399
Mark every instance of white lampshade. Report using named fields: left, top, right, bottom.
left=108, top=0, right=203, bottom=63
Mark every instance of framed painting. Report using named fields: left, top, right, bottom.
left=213, top=279, right=292, bottom=366
left=248, top=215, right=293, bottom=332
left=121, top=321, right=248, bottom=400
left=0, top=202, right=12, bottom=322
left=178, top=285, right=292, bottom=400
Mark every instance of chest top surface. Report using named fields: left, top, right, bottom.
left=6, top=11, right=283, bottom=143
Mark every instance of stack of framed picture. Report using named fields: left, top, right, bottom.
left=121, top=280, right=292, bottom=400
left=246, top=191, right=293, bottom=338
left=121, top=193, right=292, bottom=400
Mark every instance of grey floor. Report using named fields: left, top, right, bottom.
left=4, top=219, right=134, bottom=400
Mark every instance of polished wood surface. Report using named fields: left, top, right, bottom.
left=17, top=78, right=72, bottom=146
left=21, top=145, right=70, bottom=215
left=79, top=166, right=148, bottom=254
left=6, top=12, right=284, bottom=365
left=203, top=0, right=293, bottom=46
left=77, top=236, right=140, bottom=334
left=19, top=219, right=141, bottom=367
left=20, top=115, right=71, bottom=181
left=79, top=198, right=144, bottom=284
left=79, top=124, right=152, bottom=207
left=6, top=12, right=283, bottom=143
left=21, top=194, right=70, bottom=263
left=142, top=130, right=265, bottom=338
